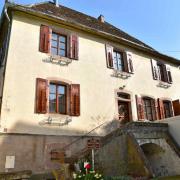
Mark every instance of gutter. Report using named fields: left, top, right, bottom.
left=0, top=3, right=12, bottom=132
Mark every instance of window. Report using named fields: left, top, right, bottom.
left=143, top=97, right=156, bottom=121
left=39, top=25, right=79, bottom=60
left=117, top=92, right=130, bottom=100
left=49, top=83, right=67, bottom=114
left=105, top=44, right=134, bottom=73
left=35, top=78, right=80, bottom=116
left=163, top=101, right=173, bottom=118
left=151, top=59, right=173, bottom=84
left=157, top=64, right=165, bottom=82
left=113, top=51, right=124, bottom=71
left=51, top=32, right=67, bottom=57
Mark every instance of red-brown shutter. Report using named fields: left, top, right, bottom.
left=70, top=35, right=79, bottom=60
left=39, top=25, right=50, bottom=53
left=124, top=51, right=134, bottom=73
left=165, top=65, right=173, bottom=84
left=136, top=95, right=145, bottom=120
left=173, top=99, right=180, bottom=116
left=35, top=78, right=48, bottom=114
left=158, top=98, right=165, bottom=119
left=70, top=84, right=80, bottom=116
left=154, top=99, right=159, bottom=120
left=105, top=44, right=114, bottom=68
left=151, top=59, right=159, bottom=80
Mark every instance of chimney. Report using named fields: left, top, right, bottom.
left=98, top=15, right=105, bottom=23
left=54, top=0, right=59, bottom=7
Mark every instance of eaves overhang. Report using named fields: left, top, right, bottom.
left=5, top=2, right=180, bottom=66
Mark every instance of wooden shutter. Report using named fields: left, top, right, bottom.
left=70, top=35, right=79, bottom=60
left=165, top=65, right=173, bottom=84
left=35, top=78, right=48, bottom=114
left=151, top=59, right=159, bottom=80
left=70, top=84, right=80, bottom=116
left=39, top=25, right=50, bottom=53
left=154, top=99, right=159, bottom=120
left=105, top=44, right=114, bottom=68
left=124, top=51, right=134, bottom=73
left=136, top=95, right=145, bottom=120
left=173, top=99, right=180, bottom=116
left=158, top=98, right=165, bottom=119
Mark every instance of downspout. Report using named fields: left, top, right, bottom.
left=0, top=4, right=12, bottom=131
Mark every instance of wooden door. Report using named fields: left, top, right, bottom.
left=118, top=101, right=130, bottom=124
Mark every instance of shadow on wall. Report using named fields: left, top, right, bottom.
left=0, top=118, right=121, bottom=176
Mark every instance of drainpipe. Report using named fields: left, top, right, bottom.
left=0, top=3, right=11, bottom=131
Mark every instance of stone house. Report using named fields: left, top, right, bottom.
left=0, top=0, right=180, bottom=178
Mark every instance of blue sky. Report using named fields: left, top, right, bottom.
left=1, top=0, right=180, bottom=59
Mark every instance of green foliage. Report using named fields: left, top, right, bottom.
left=104, top=176, right=133, bottom=180
left=73, top=171, right=104, bottom=180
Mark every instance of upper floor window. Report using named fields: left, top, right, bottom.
left=51, top=32, right=67, bottom=57
left=105, top=44, right=134, bottom=74
left=157, top=63, right=166, bottom=82
left=151, top=59, right=173, bottom=84
left=39, top=25, right=79, bottom=60
left=113, top=51, right=125, bottom=71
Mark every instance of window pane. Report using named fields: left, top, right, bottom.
left=58, top=94, right=66, bottom=114
left=60, top=43, right=66, bottom=50
left=51, top=40, right=58, bottom=47
left=51, top=47, right=57, bottom=55
left=50, top=84, right=56, bottom=93
left=59, top=49, right=65, bottom=57
left=58, top=85, right=65, bottom=94
left=60, top=36, right=66, bottom=43
left=49, top=102, right=56, bottom=113
left=52, top=33, right=58, bottom=40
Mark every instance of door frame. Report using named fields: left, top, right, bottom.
left=114, top=89, right=133, bottom=122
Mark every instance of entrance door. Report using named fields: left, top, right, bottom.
left=118, top=101, right=130, bottom=124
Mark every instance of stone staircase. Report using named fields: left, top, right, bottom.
left=94, top=122, right=180, bottom=178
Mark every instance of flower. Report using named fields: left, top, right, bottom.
left=73, top=173, right=77, bottom=179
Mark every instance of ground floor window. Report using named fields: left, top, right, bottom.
left=163, top=100, right=173, bottom=118
left=143, top=97, right=156, bottom=121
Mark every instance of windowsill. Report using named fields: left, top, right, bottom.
left=39, top=113, right=72, bottom=126
left=42, top=54, right=72, bottom=66
left=49, top=54, right=72, bottom=65
left=157, top=80, right=171, bottom=88
left=112, top=69, right=132, bottom=79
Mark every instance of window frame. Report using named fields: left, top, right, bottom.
left=49, top=82, right=68, bottom=115
left=50, top=31, right=68, bottom=57
left=113, top=50, right=125, bottom=72
left=143, top=97, right=156, bottom=121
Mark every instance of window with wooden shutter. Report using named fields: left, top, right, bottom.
left=70, top=84, right=80, bottom=116
left=151, top=59, right=159, bottom=80
left=36, top=78, right=48, bottom=114
left=39, top=25, right=51, bottom=53
left=135, top=95, right=145, bottom=120
left=158, top=98, right=165, bottom=119
left=123, top=51, right=134, bottom=73
left=70, top=35, right=79, bottom=60
left=105, top=44, right=113, bottom=68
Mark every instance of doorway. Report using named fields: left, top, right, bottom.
left=118, top=101, right=130, bottom=124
